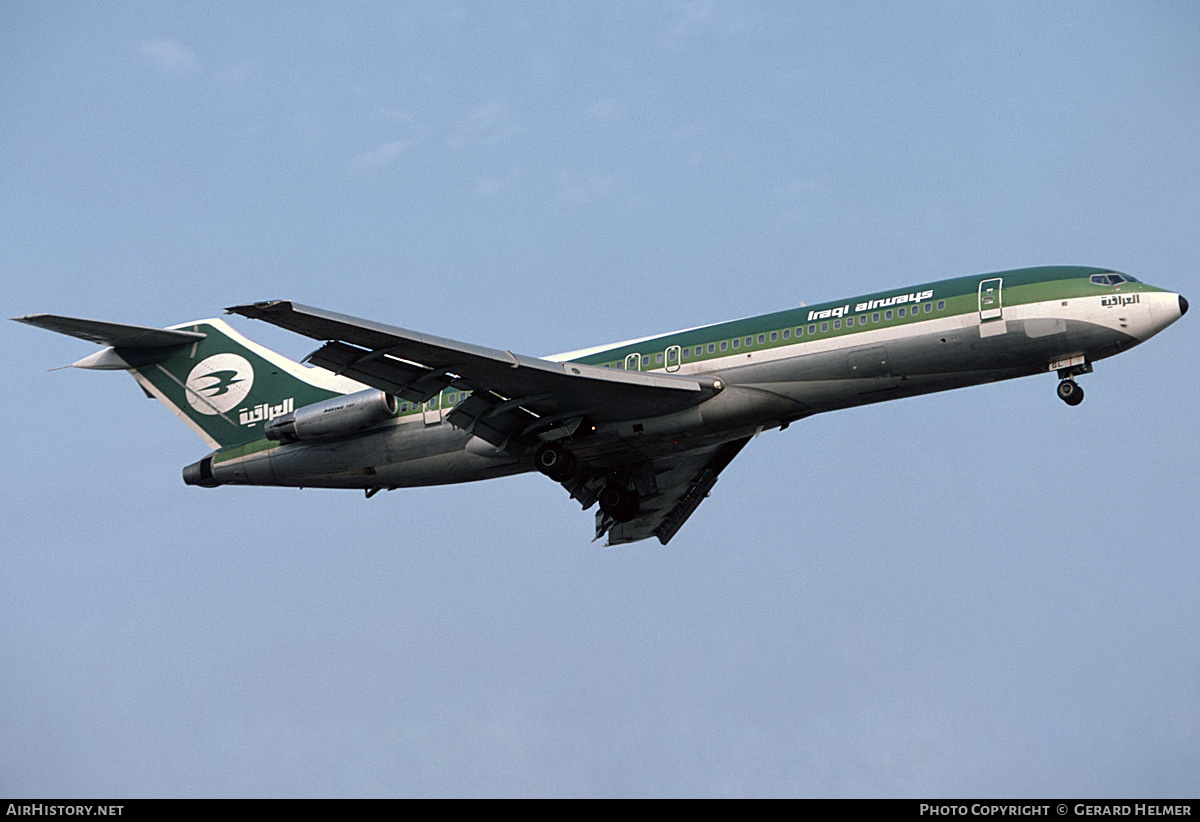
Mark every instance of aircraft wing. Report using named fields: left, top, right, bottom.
left=227, top=300, right=743, bottom=546
left=226, top=300, right=721, bottom=422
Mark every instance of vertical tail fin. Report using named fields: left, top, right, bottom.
left=15, top=314, right=361, bottom=449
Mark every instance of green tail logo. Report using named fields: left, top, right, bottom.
left=130, top=319, right=351, bottom=450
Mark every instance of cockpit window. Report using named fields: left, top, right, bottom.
left=1090, top=272, right=1139, bottom=286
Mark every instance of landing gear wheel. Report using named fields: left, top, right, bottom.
left=1057, top=379, right=1084, bottom=406
left=598, top=483, right=640, bottom=523
left=534, top=442, right=576, bottom=482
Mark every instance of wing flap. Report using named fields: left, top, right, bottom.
left=305, top=339, right=461, bottom=403
left=599, top=437, right=751, bottom=546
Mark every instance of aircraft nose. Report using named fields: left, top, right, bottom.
left=1180, top=295, right=1189, bottom=316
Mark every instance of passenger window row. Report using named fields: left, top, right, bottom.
left=603, top=298, right=949, bottom=368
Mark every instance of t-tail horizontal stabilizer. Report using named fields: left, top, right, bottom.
left=12, top=314, right=206, bottom=369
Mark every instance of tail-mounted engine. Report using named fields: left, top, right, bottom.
left=265, top=388, right=397, bottom=442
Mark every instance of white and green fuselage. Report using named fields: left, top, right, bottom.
left=17, top=265, right=1187, bottom=544
left=177, top=265, right=1185, bottom=490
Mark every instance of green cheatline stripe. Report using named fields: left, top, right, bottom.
left=571, top=267, right=1163, bottom=368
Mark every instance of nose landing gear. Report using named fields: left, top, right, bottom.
left=1052, top=358, right=1092, bottom=407
left=1056, top=379, right=1084, bottom=406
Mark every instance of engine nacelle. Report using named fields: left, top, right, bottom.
left=264, top=389, right=398, bottom=442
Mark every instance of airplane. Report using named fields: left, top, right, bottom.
left=15, top=265, right=1188, bottom=546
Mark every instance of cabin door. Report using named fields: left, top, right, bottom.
left=665, top=345, right=682, bottom=373
left=978, top=278, right=1004, bottom=321
left=423, top=396, right=442, bottom=425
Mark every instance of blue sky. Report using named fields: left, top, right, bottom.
left=2, top=1, right=1198, bottom=797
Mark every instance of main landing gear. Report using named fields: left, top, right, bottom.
left=534, top=441, right=577, bottom=482
left=1056, top=379, right=1084, bottom=406
left=598, top=483, right=639, bottom=523
left=533, top=440, right=640, bottom=523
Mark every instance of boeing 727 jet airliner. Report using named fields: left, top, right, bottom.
left=16, top=266, right=1187, bottom=545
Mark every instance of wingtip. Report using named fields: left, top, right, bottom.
left=225, top=300, right=291, bottom=318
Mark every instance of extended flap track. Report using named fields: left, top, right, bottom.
left=308, top=341, right=464, bottom=404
